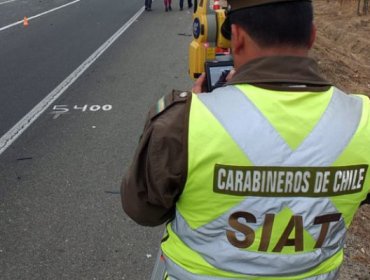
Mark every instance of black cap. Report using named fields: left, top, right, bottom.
left=221, top=0, right=312, bottom=40
left=227, top=0, right=311, bottom=12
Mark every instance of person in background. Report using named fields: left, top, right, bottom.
left=144, top=0, right=152, bottom=11
left=179, top=0, right=193, bottom=10
left=164, top=0, right=172, bottom=11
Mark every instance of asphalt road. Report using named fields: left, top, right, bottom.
left=0, top=0, right=193, bottom=279
left=0, top=0, right=147, bottom=136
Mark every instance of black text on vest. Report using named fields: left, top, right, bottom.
left=226, top=211, right=342, bottom=252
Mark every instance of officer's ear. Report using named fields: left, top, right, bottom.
left=308, top=23, right=316, bottom=50
left=231, top=24, right=246, bottom=55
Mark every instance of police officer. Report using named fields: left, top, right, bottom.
left=121, top=0, right=370, bottom=279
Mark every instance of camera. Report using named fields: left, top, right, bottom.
left=188, top=0, right=232, bottom=84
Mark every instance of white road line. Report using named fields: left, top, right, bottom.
left=0, top=0, right=16, bottom=6
left=0, top=6, right=145, bottom=155
left=0, top=0, right=80, bottom=32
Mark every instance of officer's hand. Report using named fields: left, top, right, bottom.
left=192, top=69, right=236, bottom=94
left=192, top=73, right=207, bottom=94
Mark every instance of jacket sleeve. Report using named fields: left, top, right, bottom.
left=121, top=90, right=191, bottom=226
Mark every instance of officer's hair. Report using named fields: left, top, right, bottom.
left=229, top=1, right=314, bottom=48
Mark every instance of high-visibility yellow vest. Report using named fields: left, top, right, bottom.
left=161, top=85, right=370, bottom=280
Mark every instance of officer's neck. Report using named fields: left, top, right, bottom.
left=234, top=46, right=310, bottom=70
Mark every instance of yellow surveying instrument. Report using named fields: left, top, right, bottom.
left=189, top=0, right=232, bottom=81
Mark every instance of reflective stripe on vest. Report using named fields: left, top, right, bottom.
left=166, top=86, right=363, bottom=278
left=197, top=86, right=362, bottom=167
left=164, top=256, right=341, bottom=280
left=171, top=197, right=344, bottom=276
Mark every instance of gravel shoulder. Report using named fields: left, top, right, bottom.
left=311, top=1, right=370, bottom=279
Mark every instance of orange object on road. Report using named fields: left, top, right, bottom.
left=213, top=0, right=220, bottom=10
left=23, top=17, right=29, bottom=27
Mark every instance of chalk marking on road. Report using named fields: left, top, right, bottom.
left=0, top=0, right=16, bottom=6
left=0, top=0, right=80, bottom=32
left=50, top=104, right=113, bottom=116
left=0, top=6, right=145, bottom=155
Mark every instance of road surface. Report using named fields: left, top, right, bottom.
left=0, top=0, right=193, bottom=279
